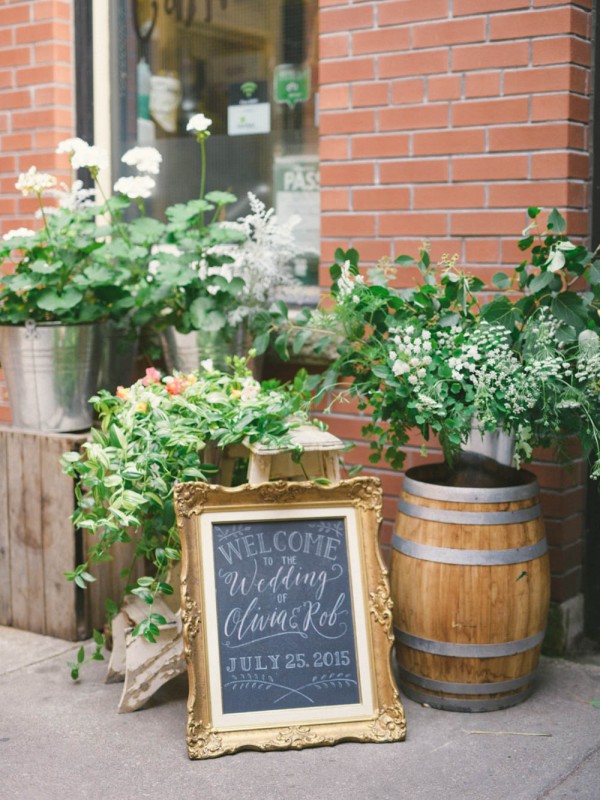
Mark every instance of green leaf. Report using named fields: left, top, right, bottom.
left=589, top=262, right=600, bottom=285
left=274, top=332, right=289, bottom=361
left=547, top=208, right=567, bottom=233
left=105, top=598, right=119, bottom=617
left=77, top=646, right=85, bottom=664
left=128, top=216, right=165, bottom=244
left=189, top=297, right=226, bottom=332
left=121, top=490, right=147, bottom=506
left=81, top=264, right=113, bottom=284
left=528, top=270, right=555, bottom=293
left=394, top=255, right=415, bottom=266
left=480, top=296, right=521, bottom=330
left=131, top=587, right=154, bottom=604
left=292, top=328, right=312, bottom=355
left=492, top=272, right=511, bottom=290
left=252, top=331, right=271, bottom=356
left=37, top=287, right=83, bottom=312
left=518, top=235, right=534, bottom=252
left=29, top=259, right=61, bottom=275
left=551, top=292, right=586, bottom=329
left=204, top=190, right=237, bottom=206
left=527, top=206, right=541, bottom=219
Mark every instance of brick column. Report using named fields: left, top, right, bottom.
left=319, top=0, right=593, bottom=650
left=0, top=0, right=76, bottom=423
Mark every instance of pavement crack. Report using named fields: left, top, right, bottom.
left=533, top=741, right=600, bottom=799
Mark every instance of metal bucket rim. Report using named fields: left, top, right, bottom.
left=0, top=321, right=100, bottom=330
left=404, top=456, right=538, bottom=502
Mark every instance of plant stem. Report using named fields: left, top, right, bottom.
left=96, top=179, right=131, bottom=246
left=36, top=193, right=53, bottom=245
left=199, top=136, right=206, bottom=229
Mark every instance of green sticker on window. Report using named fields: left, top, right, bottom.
left=274, top=64, right=311, bottom=108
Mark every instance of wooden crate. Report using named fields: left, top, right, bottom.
left=0, top=425, right=139, bottom=641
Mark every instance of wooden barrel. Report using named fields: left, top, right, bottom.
left=391, top=455, right=550, bottom=712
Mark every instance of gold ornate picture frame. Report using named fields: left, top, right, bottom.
left=174, top=477, right=406, bottom=759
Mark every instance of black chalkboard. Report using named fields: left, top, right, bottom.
left=213, top=517, right=360, bottom=714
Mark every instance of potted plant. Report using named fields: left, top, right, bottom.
left=273, top=207, right=600, bottom=710
left=152, top=114, right=299, bottom=373
left=0, top=137, right=168, bottom=431
left=61, top=356, right=317, bottom=670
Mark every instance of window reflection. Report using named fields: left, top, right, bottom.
left=111, top=0, right=320, bottom=289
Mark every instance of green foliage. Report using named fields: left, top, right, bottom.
left=62, top=357, right=315, bottom=650
left=68, top=629, right=105, bottom=681
left=266, top=210, right=600, bottom=475
left=0, top=207, right=118, bottom=324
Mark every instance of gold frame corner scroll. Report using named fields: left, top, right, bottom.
left=175, top=477, right=406, bottom=760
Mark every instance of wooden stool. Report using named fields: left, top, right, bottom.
left=108, top=424, right=344, bottom=712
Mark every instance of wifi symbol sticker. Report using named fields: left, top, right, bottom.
left=241, top=81, right=258, bottom=99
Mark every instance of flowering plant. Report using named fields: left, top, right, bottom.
left=147, top=114, right=298, bottom=340
left=300, top=208, right=600, bottom=474
left=0, top=138, right=162, bottom=326
left=61, top=356, right=316, bottom=648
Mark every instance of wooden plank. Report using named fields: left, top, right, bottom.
left=8, top=431, right=45, bottom=634
left=40, top=435, right=81, bottom=640
left=85, top=531, right=145, bottom=636
left=0, top=432, right=11, bottom=625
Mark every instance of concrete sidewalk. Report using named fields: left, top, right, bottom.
left=1, top=625, right=599, bottom=800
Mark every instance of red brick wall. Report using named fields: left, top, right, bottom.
left=319, top=0, right=593, bottom=605
left=0, top=0, right=592, bottom=606
left=0, top=0, right=75, bottom=423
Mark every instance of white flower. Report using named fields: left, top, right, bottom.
left=392, top=360, right=410, bottom=376
left=579, top=329, right=600, bottom=354
left=389, top=351, right=397, bottom=361
left=3, top=227, right=36, bottom=241
left=50, top=179, right=96, bottom=210
left=408, top=374, right=419, bottom=385
left=200, top=359, right=214, bottom=372
left=151, top=243, right=181, bottom=257
left=15, top=167, right=57, bottom=196
left=113, top=175, right=155, bottom=199
left=56, top=137, right=88, bottom=157
left=121, top=146, right=162, bottom=175
left=240, top=380, right=261, bottom=402
left=186, top=113, right=212, bottom=133
left=70, top=143, right=109, bottom=172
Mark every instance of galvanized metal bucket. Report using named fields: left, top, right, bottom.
left=0, top=321, right=102, bottom=432
left=463, top=416, right=516, bottom=466
left=97, top=321, right=138, bottom=393
left=160, top=325, right=257, bottom=374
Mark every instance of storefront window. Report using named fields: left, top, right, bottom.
left=110, top=0, right=320, bottom=289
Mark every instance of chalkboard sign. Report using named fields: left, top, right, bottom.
left=175, top=478, right=405, bottom=760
